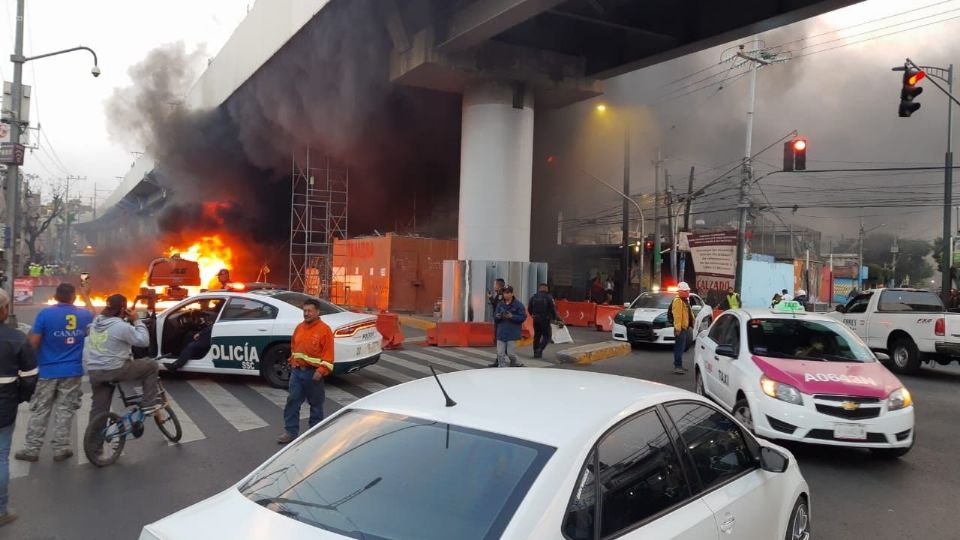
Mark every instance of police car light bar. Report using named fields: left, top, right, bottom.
left=772, top=301, right=805, bottom=314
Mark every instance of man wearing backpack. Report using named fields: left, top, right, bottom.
left=669, top=282, right=695, bottom=375
left=529, top=283, right=560, bottom=359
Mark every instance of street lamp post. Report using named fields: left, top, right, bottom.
left=580, top=168, right=645, bottom=296
left=596, top=103, right=639, bottom=300
left=858, top=219, right=886, bottom=290
left=3, top=0, right=99, bottom=325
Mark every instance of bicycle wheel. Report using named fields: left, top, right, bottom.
left=154, top=405, right=182, bottom=442
left=84, top=412, right=126, bottom=467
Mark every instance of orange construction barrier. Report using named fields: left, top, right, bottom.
left=436, top=322, right=470, bottom=347
left=467, top=322, right=495, bottom=347
left=556, top=300, right=597, bottom=328
left=376, top=311, right=404, bottom=350
left=594, top=305, right=622, bottom=332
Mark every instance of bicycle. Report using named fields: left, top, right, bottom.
left=83, top=379, right=182, bottom=467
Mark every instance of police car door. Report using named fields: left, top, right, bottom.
left=840, top=292, right=872, bottom=342
left=212, top=297, right=278, bottom=371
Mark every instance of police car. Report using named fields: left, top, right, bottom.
left=141, top=290, right=382, bottom=388
left=694, top=301, right=915, bottom=458
left=612, top=289, right=713, bottom=347
left=141, top=369, right=811, bottom=540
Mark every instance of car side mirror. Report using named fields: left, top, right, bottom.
left=715, top=344, right=737, bottom=358
left=623, top=303, right=630, bottom=308
left=875, top=352, right=890, bottom=362
left=759, top=446, right=790, bottom=473
left=835, top=305, right=846, bottom=313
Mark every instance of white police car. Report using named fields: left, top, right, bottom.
left=141, top=290, right=382, bottom=388
left=694, top=301, right=915, bottom=458
left=141, top=369, right=811, bottom=540
left=612, top=289, right=713, bottom=347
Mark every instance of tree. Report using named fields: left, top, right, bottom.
left=22, top=183, right=64, bottom=264
left=857, top=233, right=933, bottom=284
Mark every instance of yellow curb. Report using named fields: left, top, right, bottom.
left=397, top=315, right=437, bottom=331
left=557, top=342, right=631, bottom=365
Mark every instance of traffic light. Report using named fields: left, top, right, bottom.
left=899, top=66, right=925, bottom=117
left=783, top=137, right=808, bottom=171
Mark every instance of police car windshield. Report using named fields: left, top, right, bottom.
left=629, top=293, right=674, bottom=310
left=241, top=409, right=553, bottom=540
left=747, top=318, right=874, bottom=363
left=258, top=291, right=344, bottom=315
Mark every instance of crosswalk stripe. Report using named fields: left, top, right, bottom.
left=334, top=375, right=389, bottom=395
left=430, top=348, right=493, bottom=368
left=380, top=354, right=441, bottom=375
left=248, top=386, right=309, bottom=419
left=457, top=347, right=498, bottom=360
left=11, top=403, right=31, bottom=478
left=321, top=382, right=362, bottom=407
left=364, top=363, right=418, bottom=384
left=400, top=350, right=478, bottom=372
left=163, top=392, right=205, bottom=445
left=187, top=380, right=268, bottom=432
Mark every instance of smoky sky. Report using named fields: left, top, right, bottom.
left=102, top=0, right=462, bottom=282
left=532, top=8, right=960, bottom=264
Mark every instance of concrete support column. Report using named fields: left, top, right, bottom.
left=457, top=79, right=534, bottom=262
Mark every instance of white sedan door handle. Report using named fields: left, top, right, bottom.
left=719, top=514, right=736, bottom=534
left=256, top=328, right=269, bottom=332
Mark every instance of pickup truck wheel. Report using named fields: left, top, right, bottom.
left=889, top=338, right=921, bottom=375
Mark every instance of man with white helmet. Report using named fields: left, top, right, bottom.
left=795, top=289, right=809, bottom=306
left=669, top=282, right=694, bottom=375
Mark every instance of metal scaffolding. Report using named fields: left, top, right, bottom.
left=289, top=148, right=348, bottom=298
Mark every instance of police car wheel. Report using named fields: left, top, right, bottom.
left=733, top=399, right=754, bottom=432
left=262, top=343, right=292, bottom=389
left=785, top=496, right=811, bottom=540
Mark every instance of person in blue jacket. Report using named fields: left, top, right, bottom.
left=494, top=286, right=527, bottom=368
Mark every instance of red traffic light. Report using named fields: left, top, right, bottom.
left=906, top=70, right=926, bottom=87
left=792, top=139, right=807, bottom=152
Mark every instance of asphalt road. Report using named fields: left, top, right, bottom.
left=5, top=316, right=959, bottom=539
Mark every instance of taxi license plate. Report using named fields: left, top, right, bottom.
left=834, top=423, right=867, bottom=440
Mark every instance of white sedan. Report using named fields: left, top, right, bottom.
left=140, top=369, right=811, bottom=540
left=612, top=290, right=713, bottom=347
left=694, top=301, right=914, bottom=458
left=138, top=289, right=382, bottom=388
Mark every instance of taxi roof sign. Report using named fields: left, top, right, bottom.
left=772, top=301, right=806, bottom=314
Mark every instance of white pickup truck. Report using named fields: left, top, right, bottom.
left=827, top=288, right=960, bottom=374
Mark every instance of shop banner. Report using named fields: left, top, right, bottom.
left=687, top=231, right=738, bottom=293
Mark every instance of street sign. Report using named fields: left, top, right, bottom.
left=0, top=142, right=24, bottom=165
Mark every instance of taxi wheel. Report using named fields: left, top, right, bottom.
left=733, top=399, right=754, bottom=432
left=889, top=338, right=921, bottom=375
left=262, top=343, right=292, bottom=389
left=785, top=496, right=811, bottom=540
left=695, top=370, right=706, bottom=396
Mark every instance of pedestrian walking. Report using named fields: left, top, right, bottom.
left=0, top=289, right=37, bottom=527
left=670, top=282, right=694, bottom=375
left=529, top=283, right=561, bottom=359
left=486, top=278, right=505, bottom=367
left=15, top=283, right=94, bottom=463
left=494, top=286, right=526, bottom=368
left=277, top=298, right=334, bottom=445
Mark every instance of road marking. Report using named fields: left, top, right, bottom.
left=401, top=350, right=479, bottom=372
left=456, top=347, right=498, bottom=360
left=11, top=402, right=31, bottom=478
left=363, top=363, right=418, bottom=384
left=320, top=382, right=362, bottom=407
left=335, top=375, right=389, bottom=395
left=248, top=385, right=309, bottom=419
left=380, top=354, right=439, bottom=375
left=163, top=392, right=205, bottom=445
left=187, top=380, right=268, bottom=432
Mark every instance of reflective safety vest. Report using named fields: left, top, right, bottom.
left=727, top=293, right=741, bottom=310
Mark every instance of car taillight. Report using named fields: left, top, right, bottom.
left=935, top=318, right=945, bottom=336
left=335, top=321, right=376, bottom=337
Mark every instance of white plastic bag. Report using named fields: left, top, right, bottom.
left=552, top=323, right=573, bottom=344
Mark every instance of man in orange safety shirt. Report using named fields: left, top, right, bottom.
left=276, top=298, right=334, bottom=444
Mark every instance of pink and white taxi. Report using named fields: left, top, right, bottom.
left=694, top=301, right=915, bottom=459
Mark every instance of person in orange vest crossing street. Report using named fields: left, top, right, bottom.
left=277, top=298, right=334, bottom=444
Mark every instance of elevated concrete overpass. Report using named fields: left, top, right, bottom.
left=85, top=0, right=860, bottom=306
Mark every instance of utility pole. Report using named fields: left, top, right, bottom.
left=684, top=166, right=694, bottom=230
left=3, top=0, right=25, bottom=325
left=858, top=217, right=864, bottom=291
left=666, top=178, right=677, bottom=281
left=891, top=237, right=899, bottom=287
left=734, top=37, right=764, bottom=295
left=63, top=175, right=85, bottom=262
left=652, top=149, right=662, bottom=289
left=621, top=124, right=630, bottom=303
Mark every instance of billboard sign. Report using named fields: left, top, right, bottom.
left=687, top=231, right=738, bottom=293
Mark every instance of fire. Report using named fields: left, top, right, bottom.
left=166, top=235, right=234, bottom=292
